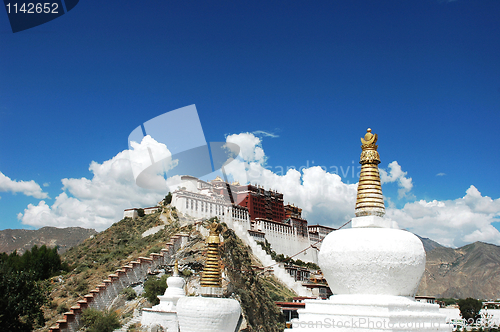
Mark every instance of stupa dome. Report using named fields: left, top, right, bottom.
left=319, top=226, right=425, bottom=296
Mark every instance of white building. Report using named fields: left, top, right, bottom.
left=123, top=206, right=160, bottom=219
left=169, top=175, right=330, bottom=264
left=170, top=175, right=251, bottom=232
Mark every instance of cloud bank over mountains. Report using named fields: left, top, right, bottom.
left=13, top=132, right=500, bottom=248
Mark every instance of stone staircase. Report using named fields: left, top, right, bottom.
left=114, top=309, right=142, bottom=332
left=229, top=221, right=312, bottom=297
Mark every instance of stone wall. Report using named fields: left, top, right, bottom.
left=229, top=219, right=313, bottom=297
left=48, top=233, right=189, bottom=332
left=254, top=219, right=318, bottom=263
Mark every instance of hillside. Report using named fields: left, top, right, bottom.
left=0, top=226, right=97, bottom=254
left=417, top=234, right=444, bottom=253
left=418, top=241, right=500, bottom=299
left=38, top=209, right=289, bottom=331
left=38, top=211, right=179, bottom=331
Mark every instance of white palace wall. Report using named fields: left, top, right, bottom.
left=254, top=219, right=318, bottom=263
left=172, top=185, right=318, bottom=264
left=172, top=189, right=251, bottom=232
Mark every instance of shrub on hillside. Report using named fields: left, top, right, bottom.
left=143, top=275, right=168, bottom=305
left=81, top=308, right=120, bottom=332
left=120, top=287, right=137, bottom=301
left=56, top=303, right=68, bottom=314
left=181, top=268, right=192, bottom=277
left=147, top=246, right=162, bottom=255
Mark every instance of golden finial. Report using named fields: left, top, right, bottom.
left=200, top=221, right=222, bottom=289
left=359, top=128, right=380, bottom=164
left=355, top=128, right=385, bottom=217
left=174, top=260, right=179, bottom=276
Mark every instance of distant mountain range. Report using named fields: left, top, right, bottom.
left=0, top=226, right=97, bottom=254
left=417, top=239, right=500, bottom=300
left=416, top=235, right=445, bottom=253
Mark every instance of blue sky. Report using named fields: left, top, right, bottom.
left=1, top=1, right=499, bottom=247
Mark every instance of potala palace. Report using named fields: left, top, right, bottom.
left=169, top=175, right=335, bottom=265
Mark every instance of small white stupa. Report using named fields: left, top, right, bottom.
left=176, top=221, right=242, bottom=332
left=289, top=129, right=451, bottom=332
left=141, top=261, right=186, bottom=331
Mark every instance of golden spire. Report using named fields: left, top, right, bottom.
left=355, top=128, right=385, bottom=217
left=173, top=260, right=179, bottom=276
left=200, top=221, right=222, bottom=288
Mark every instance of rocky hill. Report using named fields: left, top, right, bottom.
left=0, top=226, right=97, bottom=254
left=418, top=241, right=500, bottom=299
left=37, top=210, right=288, bottom=331
left=417, top=234, right=444, bottom=253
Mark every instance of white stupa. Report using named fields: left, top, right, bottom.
left=288, top=129, right=451, bottom=332
left=176, top=221, right=242, bottom=332
left=141, top=261, right=186, bottom=331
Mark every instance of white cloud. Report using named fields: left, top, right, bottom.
left=17, top=131, right=500, bottom=249
left=380, top=161, right=413, bottom=198
left=224, top=133, right=357, bottom=227
left=224, top=133, right=500, bottom=248
left=436, top=173, right=446, bottom=176
left=0, top=171, right=48, bottom=199
left=18, top=136, right=173, bottom=231
left=386, top=186, right=500, bottom=247
left=226, top=133, right=266, bottom=164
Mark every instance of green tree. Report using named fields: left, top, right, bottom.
left=0, top=264, right=47, bottom=332
left=163, top=192, right=172, bottom=205
left=137, top=208, right=145, bottom=217
left=81, top=308, right=120, bottom=332
left=458, top=298, right=483, bottom=323
left=0, top=245, right=67, bottom=281
left=143, top=275, right=168, bottom=305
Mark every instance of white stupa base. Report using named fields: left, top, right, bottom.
left=198, top=286, right=224, bottom=297
left=287, top=295, right=452, bottom=331
left=141, top=307, right=179, bottom=331
left=140, top=272, right=185, bottom=330
left=177, top=296, right=241, bottom=332
left=351, top=215, right=395, bottom=228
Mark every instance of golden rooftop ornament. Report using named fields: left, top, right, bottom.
left=355, top=128, right=385, bottom=217
left=200, top=221, right=222, bottom=288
